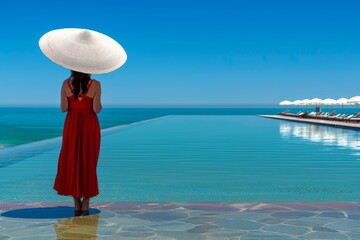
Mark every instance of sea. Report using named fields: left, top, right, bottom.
left=0, top=106, right=355, bottom=150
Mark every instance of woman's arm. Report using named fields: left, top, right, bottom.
left=93, top=81, right=102, bottom=113
left=60, top=81, right=68, bottom=112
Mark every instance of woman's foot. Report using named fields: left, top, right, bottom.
left=74, top=198, right=82, bottom=217
left=82, top=198, right=90, bottom=216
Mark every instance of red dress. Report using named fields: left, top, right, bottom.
left=54, top=78, right=101, bottom=198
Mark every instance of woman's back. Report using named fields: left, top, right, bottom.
left=66, top=78, right=95, bottom=111
left=61, top=78, right=102, bottom=113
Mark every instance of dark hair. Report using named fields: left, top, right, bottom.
left=70, top=70, right=91, bottom=99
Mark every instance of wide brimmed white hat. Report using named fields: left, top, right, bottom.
left=39, top=28, right=127, bottom=74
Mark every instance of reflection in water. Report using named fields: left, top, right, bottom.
left=280, top=122, right=360, bottom=150
left=54, top=214, right=99, bottom=240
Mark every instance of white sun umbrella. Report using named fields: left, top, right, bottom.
left=348, top=96, right=360, bottom=113
left=310, top=98, right=323, bottom=106
left=323, top=98, right=336, bottom=106
left=279, top=100, right=292, bottom=113
left=323, top=98, right=337, bottom=110
left=336, top=98, right=351, bottom=114
left=323, top=98, right=336, bottom=104
left=292, top=100, right=302, bottom=105
left=292, top=100, right=302, bottom=111
left=310, top=98, right=323, bottom=113
left=279, top=100, right=292, bottom=106
left=299, top=99, right=311, bottom=111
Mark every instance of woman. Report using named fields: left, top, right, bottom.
left=39, top=28, right=127, bottom=216
left=54, top=70, right=102, bottom=216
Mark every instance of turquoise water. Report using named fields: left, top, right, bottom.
left=0, top=107, right=167, bottom=148
left=1, top=115, right=360, bottom=202
left=0, top=107, right=283, bottom=149
left=1, top=106, right=357, bottom=149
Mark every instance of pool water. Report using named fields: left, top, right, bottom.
left=1, top=115, right=360, bottom=202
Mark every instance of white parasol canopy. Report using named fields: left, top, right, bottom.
left=299, top=99, right=311, bottom=111
left=279, top=100, right=292, bottom=106
left=310, top=98, right=323, bottom=106
left=323, top=98, right=337, bottom=110
left=291, top=100, right=302, bottom=111
left=323, top=98, right=337, bottom=105
left=292, top=100, right=302, bottom=106
left=348, top=96, right=360, bottom=104
left=336, top=98, right=350, bottom=105
left=299, top=99, right=311, bottom=105
left=348, top=96, right=360, bottom=112
left=336, top=98, right=352, bottom=113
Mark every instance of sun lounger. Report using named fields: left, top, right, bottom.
left=348, top=113, right=360, bottom=123
left=307, top=112, right=317, bottom=118
left=278, top=109, right=291, bottom=116
left=328, top=110, right=337, bottom=116
left=345, top=112, right=360, bottom=122
left=297, top=112, right=306, bottom=117
left=343, top=114, right=354, bottom=122
left=349, top=117, right=360, bottom=123
left=335, top=114, right=347, bottom=121
left=314, top=112, right=325, bottom=119
left=327, top=114, right=341, bottom=120
left=318, top=112, right=329, bottom=119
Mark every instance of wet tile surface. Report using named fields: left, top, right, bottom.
left=0, top=202, right=359, bottom=239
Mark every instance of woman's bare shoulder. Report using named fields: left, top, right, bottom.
left=62, top=79, right=69, bottom=88
left=91, top=79, right=101, bottom=88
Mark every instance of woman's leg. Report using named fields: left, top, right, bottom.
left=82, top=197, right=90, bottom=215
left=74, top=197, right=82, bottom=210
left=74, top=197, right=82, bottom=216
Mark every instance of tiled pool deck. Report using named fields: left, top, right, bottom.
left=1, top=202, right=360, bottom=239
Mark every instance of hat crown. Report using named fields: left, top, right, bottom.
left=77, top=30, right=93, bottom=42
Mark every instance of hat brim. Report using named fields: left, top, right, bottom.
left=39, top=28, right=127, bottom=74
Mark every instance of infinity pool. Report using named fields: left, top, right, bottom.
left=1, top=115, right=360, bottom=202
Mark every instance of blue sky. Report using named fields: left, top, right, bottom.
left=1, top=0, right=360, bottom=106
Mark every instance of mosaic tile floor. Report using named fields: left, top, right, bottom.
left=1, top=202, right=360, bottom=239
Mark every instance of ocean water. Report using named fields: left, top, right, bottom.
left=0, top=107, right=282, bottom=149
left=0, top=107, right=164, bottom=149
left=1, top=107, right=360, bottom=201
left=1, top=106, right=356, bottom=149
